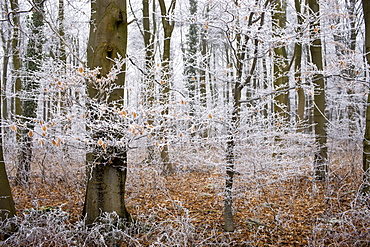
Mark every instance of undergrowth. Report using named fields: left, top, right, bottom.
left=1, top=140, right=369, bottom=246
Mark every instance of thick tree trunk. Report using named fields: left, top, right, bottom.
left=84, top=0, right=131, bottom=225
left=362, top=0, right=370, bottom=193
left=0, top=68, right=15, bottom=222
left=309, top=0, right=328, bottom=180
left=0, top=155, right=15, bottom=222
left=84, top=154, right=131, bottom=224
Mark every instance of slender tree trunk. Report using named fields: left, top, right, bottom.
left=0, top=9, right=10, bottom=121
left=273, top=0, right=289, bottom=120
left=184, top=0, right=198, bottom=119
left=158, top=0, right=176, bottom=175
left=58, top=0, right=66, bottom=63
left=362, top=0, right=370, bottom=193
left=10, top=0, right=21, bottom=120
left=346, top=0, right=359, bottom=134
left=84, top=0, right=131, bottom=225
left=223, top=3, right=267, bottom=231
left=295, top=0, right=305, bottom=132
left=308, top=0, right=328, bottom=180
left=143, top=0, right=157, bottom=162
left=16, top=0, right=45, bottom=185
left=10, top=0, right=22, bottom=184
left=199, top=4, right=209, bottom=110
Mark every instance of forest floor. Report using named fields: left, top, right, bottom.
left=5, top=145, right=370, bottom=246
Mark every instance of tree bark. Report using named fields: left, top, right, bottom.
left=184, top=0, right=198, bottom=119
left=16, top=0, right=45, bottom=185
left=0, top=148, right=15, bottom=222
left=158, top=0, right=176, bottom=175
left=362, top=0, right=370, bottom=193
left=308, top=0, right=328, bottom=180
left=0, top=2, right=10, bottom=121
left=294, top=0, right=305, bottom=132
left=10, top=0, right=22, bottom=120
left=143, top=0, right=157, bottom=163
left=84, top=0, right=131, bottom=225
left=0, top=47, right=15, bottom=221
left=223, top=2, right=267, bottom=232
left=273, top=0, right=289, bottom=120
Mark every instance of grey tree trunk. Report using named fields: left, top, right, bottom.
left=16, top=0, right=45, bottom=185
left=84, top=0, right=131, bottom=225
left=223, top=3, right=267, bottom=232
left=143, top=0, right=156, bottom=163
left=294, top=0, right=305, bottom=132
left=10, top=0, right=22, bottom=120
left=308, top=0, right=328, bottom=180
left=0, top=3, right=10, bottom=121
left=184, top=0, right=198, bottom=119
left=158, top=0, right=176, bottom=175
left=362, top=0, right=370, bottom=193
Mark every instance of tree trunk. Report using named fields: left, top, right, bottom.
left=184, top=0, right=198, bottom=119
left=158, top=0, right=176, bottom=175
left=199, top=4, right=209, bottom=110
left=309, top=0, right=328, bottom=180
left=0, top=5, right=10, bottom=121
left=223, top=3, right=267, bottom=232
left=273, top=0, right=289, bottom=120
left=295, top=0, right=305, bottom=132
left=16, top=0, right=45, bottom=185
left=58, top=0, right=66, bottom=63
left=0, top=150, right=15, bottom=222
left=362, top=0, right=370, bottom=193
left=10, top=0, right=22, bottom=120
left=143, top=0, right=157, bottom=163
left=84, top=0, right=131, bottom=225
left=0, top=63, right=15, bottom=222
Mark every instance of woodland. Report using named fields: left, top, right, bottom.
left=0, top=0, right=370, bottom=246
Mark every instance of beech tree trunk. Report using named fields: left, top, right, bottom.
left=83, top=0, right=131, bottom=225
left=309, top=0, right=328, bottom=180
left=273, top=0, right=289, bottom=120
left=10, top=0, right=21, bottom=120
left=158, top=0, right=176, bottom=175
left=362, top=0, right=370, bottom=193
left=16, top=0, right=44, bottom=185
left=0, top=59, right=15, bottom=221
left=143, top=0, right=156, bottom=162
left=295, top=0, right=305, bottom=132
left=0, top=138, right=15, bottom=222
